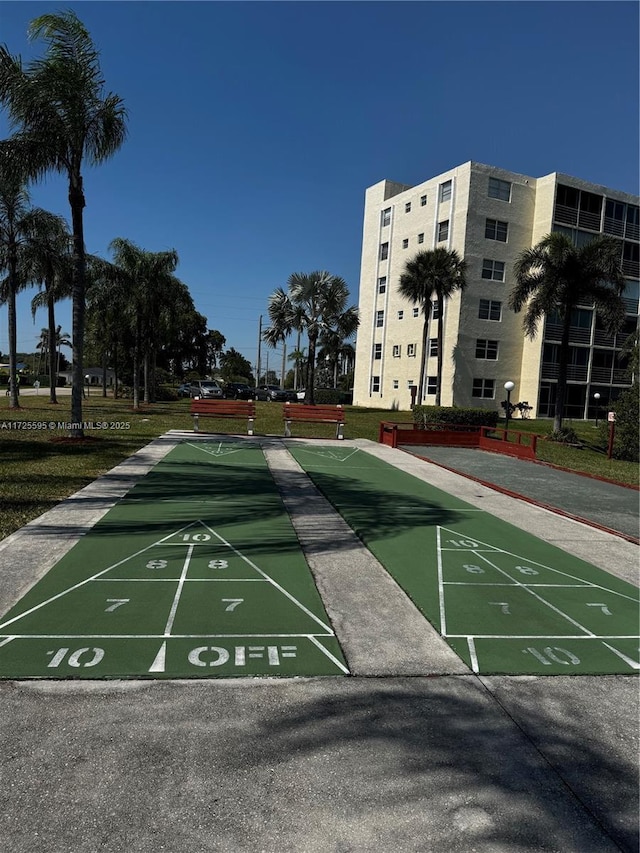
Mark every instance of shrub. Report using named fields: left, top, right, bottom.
left=611, top=384, right=639, bottom=462
left=544, top=427, right=580, bottom=444
left=412, top=405, right=499, bottom=429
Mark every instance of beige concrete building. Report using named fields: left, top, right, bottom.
left=353, top=161, right=639, bottom=418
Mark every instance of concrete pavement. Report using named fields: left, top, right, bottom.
left=0, top=433, right=637, bottom=852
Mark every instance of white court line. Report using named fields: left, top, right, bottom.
left=601, top=642, right=640, bottom=670
left=307, top=635, right=350, bottom=674
left=199, top=521, right=334, bottom=635
left=447, top=633, right=639, bottom=640
left=0, top=521, right=207, bottom=632
left=296, top=447, right=360, bottom=463
left=164, top=544, right=194, bottom=636
left=0, top=632, right=335, bottom=640
left=438, top=525, right=639, bottom=601
left=0, top=636, right=16, bottom=648
left=473, top=550, right=597, bottom=637
left=444, top=582, right=593, bottom=588
left=94, top=578, right=268, bottom=582
left=436, top=527, right=447, bottom=636
left=467, top=637, right=479, bottom=673
left=148, top=641, right=166, bottom=673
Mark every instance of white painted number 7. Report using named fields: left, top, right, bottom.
left=222, top=598, right=244, bottom=612
left=105, top=599, right=129, bottom=612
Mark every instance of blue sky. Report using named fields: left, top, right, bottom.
left=1, top=0, right=638, bottom=374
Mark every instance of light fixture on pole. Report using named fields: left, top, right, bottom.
left=593, top=392, right=601, bottom=427
left=504, top=380, right=515, bottom=435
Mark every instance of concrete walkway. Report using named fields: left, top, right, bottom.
left=0, top=433, right=637, bottom=853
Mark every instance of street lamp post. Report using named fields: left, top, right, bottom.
left=85, top=374, right=90, bottom=397
left=593, top=392, right=601, bottom=427
left=504, top=380, right=515, bottom=436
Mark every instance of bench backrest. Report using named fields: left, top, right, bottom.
left=190, top=399, right=255, bottom=414
left=283, top=404, right=344, bottom=422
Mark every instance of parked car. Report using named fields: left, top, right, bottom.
left=177, top=383, right=192, bottom=398
left=223, top=382, right=253, bottom=400
left=189, top=380, right=223, bottom=399
left=254, top=384, right=297, bottom=402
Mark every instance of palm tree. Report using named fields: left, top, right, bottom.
left=0, top=162, right=63, bottom=408
left=27, top=215, right=72, bottom=403
left=511, top=232, right=626, bottom=432
left=263, top=271, right=359, bottom=404
left=0, top=9, right=127, bottom=433
left=98, top=239, right=180, bottom=408
left=398, top=248, right=467, bottom=406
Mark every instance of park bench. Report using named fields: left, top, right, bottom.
left=283, top=403, right=345, bottom=440
left=190, top=399, right=256, bottom=435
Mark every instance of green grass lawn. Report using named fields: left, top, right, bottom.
left=0, top=394, right=636, bottom=542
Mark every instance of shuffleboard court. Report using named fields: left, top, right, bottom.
left=0, top=440, right=348, bottom=679
left=289, top=445, right=640, bottom=675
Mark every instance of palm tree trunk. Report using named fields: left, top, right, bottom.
left=554, top=315, right=572, bottom=432
left=47, top=288, right=58, bottom=404
left=307, top=332, right=317, bottom=405
left=417, top=310, right=429, bottom=405
left=435, top=299, right=444, bottom=407
left=102, top=353, right=108, bottom=397
left=143, top=352, right=150, bottom=404
left=69, top=179, right=86, bottom=437
left=7, top=244, right=20, bottom=409
left=133, top=320, right=141, bottom=410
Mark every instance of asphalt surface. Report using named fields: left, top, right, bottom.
left=402, top=445, right=639, bottom=542
left=0, top=433, right=637, bottom=853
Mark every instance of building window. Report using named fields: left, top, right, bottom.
left=392, top=379, right=399, bottom=390
left=392, top=345, right=401, bottom=357
left=373, top=343, right=382, bottom=360
left=376, top=310, right=384, bottom=327
left=431, top=300, right=440, bottom=319
left=478, top=299, right=502, bottom=321
left=420, top=194, right=427, bottom=206
left=413, top=307, right=419, bottom=317
left=488, top=177, right=512, bottom=202
left=371, top=376, right=380, bottom=393
left=439, top=180, right=452, bottom=202
left=485, top=219, right=508, bottom=242
left=437, top=220, right=449, bottom=242
left=426, top=376, right=437, bottom=395
left=397, top=310, right=404, bottom=320
left=405, top=202, right=412, bottom=213
left=402, top=238, right=409, bottom=249
left=381, top=208, right=391, bottom=227
left=481, top=259, right=505, bottom=281
left=418, top=232, right=424, bottom=244
left=380, top=242, right=389, bottom=260
left=407, top=343, right=416, bottom=357
left=378, top=276, right=387, bottom=294
left=428, top=338, right=438, bottom=357
left=475, top=339, right=499, bottom=360
left=472, top=378, right=495, bottom=398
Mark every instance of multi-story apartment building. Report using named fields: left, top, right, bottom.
left=353, top=161, right=639, bottom=418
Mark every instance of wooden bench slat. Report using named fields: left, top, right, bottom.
left=283, top=404, right=345, bottom=440
left=190, top=399, right=256, bottom=435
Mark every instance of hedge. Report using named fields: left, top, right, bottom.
left=412, top=405, right=499, bottom=429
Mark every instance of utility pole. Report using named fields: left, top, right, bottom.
left=281, top=342, right=286, bottom=389
left=256, top=315, right=262, bottom=387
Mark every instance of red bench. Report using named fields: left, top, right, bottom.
left=190, top=399, right=256, bottom=435
left=283, top=403, right=345, bottom=440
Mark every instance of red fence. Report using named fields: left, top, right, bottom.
left=379, top=422, right=538, bottom=460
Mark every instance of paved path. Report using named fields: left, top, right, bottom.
left=0, top=433, right=637, bottom=853
left=402, top=445, right=639, bottom=542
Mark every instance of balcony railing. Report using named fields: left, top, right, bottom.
left=622, top=259, right=640, bottom=277
left=554, top=204, right=578, bottom=226
left=593, top=330, right=615, bottom=346
left=577, top=209, right=602, bottom=231
left=540, top=364, right=588, bottom=381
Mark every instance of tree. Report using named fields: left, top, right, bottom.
left=264, top=271, right=359, bottom=404
left=398, top=248, right=467, bottom=406
left=26, top=214, right=72, bottom=402
left=204, top=330, right=226, bottom=373
left=0, top=162, right=64, bottom=408
left=511, top=233, right=626, bottom=432
left=0, top=10, right=127, bottom=433
left=219, top=348, right=253, bottom=384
